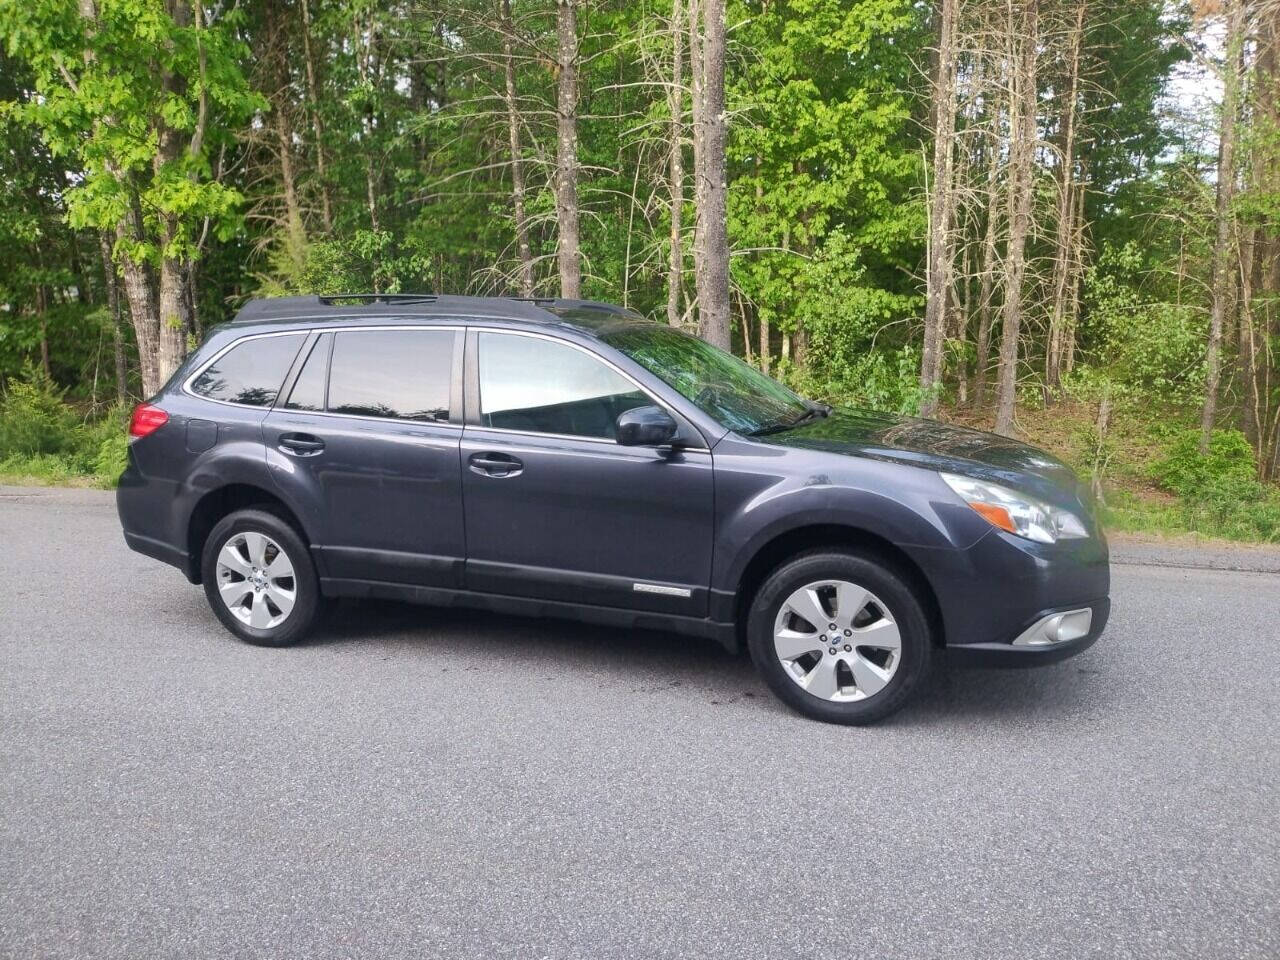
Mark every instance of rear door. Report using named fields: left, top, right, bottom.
left=264, top=326, right=466, bottom=588
left=459, top=328, right=715, bottom=617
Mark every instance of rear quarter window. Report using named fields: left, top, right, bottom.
left=189, top=334, right=306, bottom=407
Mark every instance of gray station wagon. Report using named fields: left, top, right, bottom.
left=117, top=294, right=1110, bottom=724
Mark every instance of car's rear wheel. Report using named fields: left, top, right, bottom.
left=746, top=550, right=933, bottom=724
left=200, top=508, right=320, bottom=647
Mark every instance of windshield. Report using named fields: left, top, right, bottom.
left=601, top=325, right=810, bottom=435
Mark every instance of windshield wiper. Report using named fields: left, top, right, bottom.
left=748, top=401, right=831, bottom=437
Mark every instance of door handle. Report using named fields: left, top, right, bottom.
left=469, top=452, right=523, bottom=477
left=279, top=433, right=325, bottom=456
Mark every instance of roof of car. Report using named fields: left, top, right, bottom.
left=228, top=294, right=650, bottom=336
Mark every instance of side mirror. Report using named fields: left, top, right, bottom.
left=616, top=405, right=679, bottom=447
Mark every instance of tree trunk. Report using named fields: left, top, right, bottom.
left=116, top=220, right=161, bottom=396
left=501, top=0, right=535, bottom=296
left=354, top=8, right=381, bottom=235
left=972, top=94, right=1003, bottom=408
left=1243, top=2, right=1279, bottom=477
left=759, top=314, right=770, bottom=374
left=1064, top=162, right=1087, bottom=376
left=156, top=242, right=187, bottom=385
left=666, top=0, right=685, bottom=327
left=267, top=2, right=304, bottom=245
left=1045, top=0, right=1086, bottom=402
left=80, top=0, right=160, bottom=395
left=691, top=0, right=731, bottom=349
left=920, top=0, right=959, bottom=418
left=99, top=232, right=127, bottom=404
left=955, top=240, right=971, bottom=404
left=994, top=1, right=1038, bottom=436
left=150, top=0, right=194, bottom=387
left=1201, top=0, right=1245, bottom=452
left=299, top=0, right=333, bottom=233
left=555, top=0, right=582, bottom=299
left=35, top=284, right=51, bottom=379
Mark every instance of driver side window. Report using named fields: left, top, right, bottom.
left=477, top=333, right=649, bottom=440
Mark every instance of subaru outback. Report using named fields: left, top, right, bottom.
left=117, top=294, right=1110, bottom=724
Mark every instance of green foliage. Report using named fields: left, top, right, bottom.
left=783, top=345, right=925, bottom=416
left=1153, top=429, right=1258, bottom=499
left=1147, top=430, right=1280, bottom=542
left=288, top=231, right=434, bottom=297
left=729, top=0, right=924, bottom=353
left=1078, top=243, right=1208, bottom=405
left=0, top=367, right=129, bottom=486
left=1, top=0, right=261, bottom=265
left=766, top=228, right=924, bottom=413
left=0, top=367, right=80, bottom=457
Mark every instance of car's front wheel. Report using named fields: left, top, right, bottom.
left=746, top=549, right=933, bottom=724
left=200, top=508, right=320, bottom=647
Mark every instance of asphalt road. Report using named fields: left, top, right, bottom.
left=2, top=487, right=1278, bottom=960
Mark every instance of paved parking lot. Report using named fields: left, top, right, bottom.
left=2, top=486, right=1277, bottom=959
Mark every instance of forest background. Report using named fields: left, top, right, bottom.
left=1, top=0, right=1278, bottom=541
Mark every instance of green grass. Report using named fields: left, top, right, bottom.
left=0, top=453, right=120, bottom=488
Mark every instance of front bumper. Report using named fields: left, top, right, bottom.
left=905, top=525, right=1111, bottom=667
left=946, top=597, right=1109, bottom=667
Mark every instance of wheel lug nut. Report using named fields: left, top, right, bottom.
left=828, top=647, right=837, bottom=655
left=828, top=623, right=837, bottom=631
left=843, top=629, right=852, bottom=637
left=844, top=644, right=852, bottom=652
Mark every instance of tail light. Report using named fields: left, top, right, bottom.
left=129, top=403, right=169, bottom=439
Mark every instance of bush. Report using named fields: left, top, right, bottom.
left=0, top=367, right=81, bottom=457
left=1152, top=429, right=1258, bottom=499
left=0, top=369, right=130, bottom=486
left=1150, top=429, right=1280, bottom=541
left=89, top=423, right=130, bottom=486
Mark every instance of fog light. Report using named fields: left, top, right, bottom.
left=1012, top=608, right=1092, bottom=646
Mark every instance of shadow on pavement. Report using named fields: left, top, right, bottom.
left=304, top=597, right=1112, bottom=726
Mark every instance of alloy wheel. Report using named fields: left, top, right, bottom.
left=215, top=531, right=297, bottom=630
left=772, top=579, right=902, bottom=702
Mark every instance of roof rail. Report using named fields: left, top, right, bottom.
left=317, top=293, right=439, bottom=305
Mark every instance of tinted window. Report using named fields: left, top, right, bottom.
left=478, top=333, right=648, bottom=440
left=601, top=325, right=807, bottom=434
left=283, top=334, right=331, bottom=412
left=190, top=334, right=305, bottom=407
left=327, top=329, right=453, bottom=422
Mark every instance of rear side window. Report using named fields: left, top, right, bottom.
left=326, top=330, right=453, bottom=422
left=190, top=334, right=305, bottom=407
left=283, top=334, right=331, bottom=412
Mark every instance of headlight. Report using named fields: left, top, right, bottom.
left=941, top=473, right=1088, bottom=544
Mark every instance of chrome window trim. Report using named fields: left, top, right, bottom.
left=468, top=326, right=709, bottom=451
left=183, top=325, right=463, bottom=424
left=272, top=407, right=463, bottom=431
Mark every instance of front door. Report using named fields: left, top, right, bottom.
left=265, top=326, right=466, bottom=588
left=459, top=329, right=714, bottom=617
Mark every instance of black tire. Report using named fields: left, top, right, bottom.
left=200, top=508, right=321, bottom=647
left=746, top=549, right=933, bottom=725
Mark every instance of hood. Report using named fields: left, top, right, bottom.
left=755, top=407, right=1085, bottom=506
